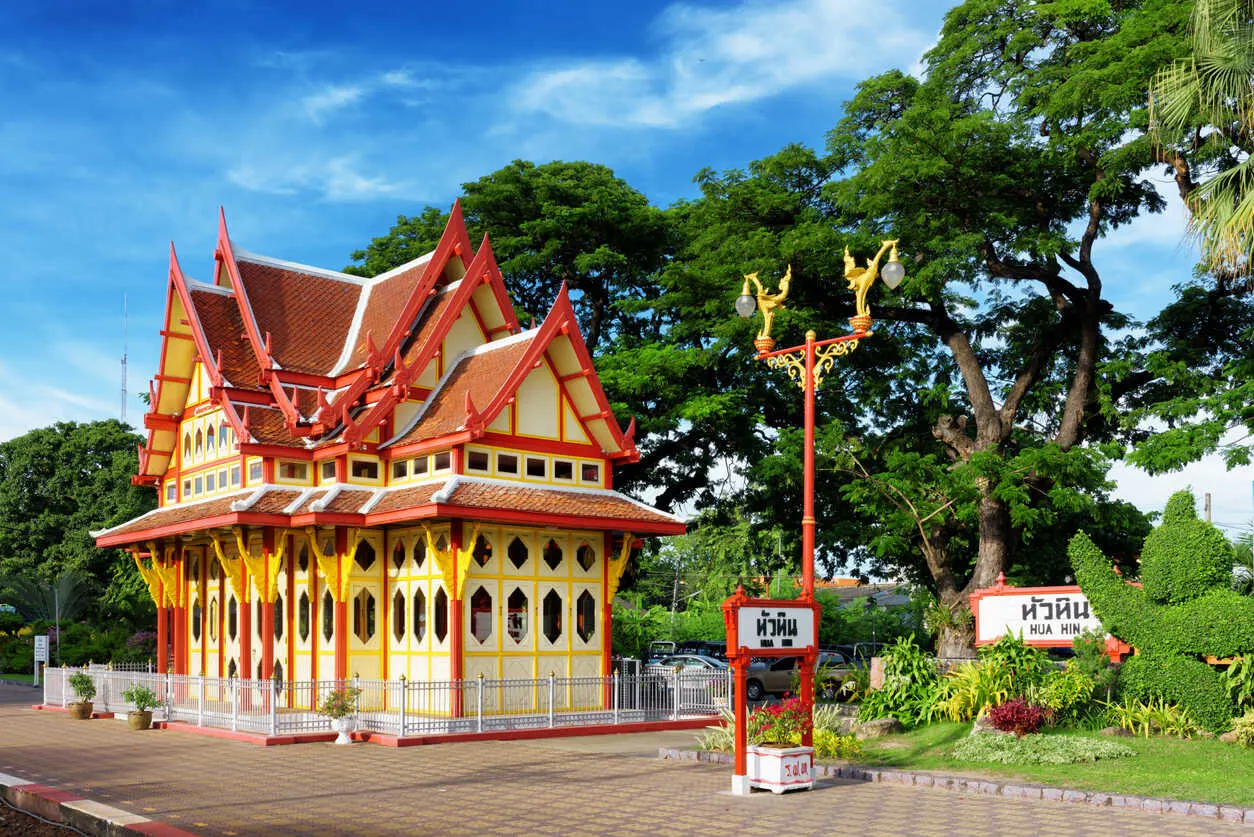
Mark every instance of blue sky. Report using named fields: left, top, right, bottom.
left=1, top=0, right=1248, bottom=530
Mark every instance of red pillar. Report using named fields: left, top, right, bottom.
left=239, top=555, right=252, bottom=680
left=334, top=527, right=349, bottom=682
left=450, top=520, right=464, bottom=717
left=156, top=604, right=169, bottom=674
left=260, top=528, right=276, bottom=681
left=173, top=551, right=187, bottom=675
left=602, top=532, right=614, bottom=678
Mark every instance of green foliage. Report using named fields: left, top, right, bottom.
left=1072, top=629, right=1119, bottom=700
left=0, top=611, right=23, bottom=635
left=746, top=696, right=812, bottom=745
left=1031, top=661, right=1098, bottom=724
left=1105, top=695, right=1203, bottom=739
left=857, top=636, right=940, bottom=728
left=1229, top=711, right=1254, bottom=747
left=812, top=728, right=865, bottom=761
left=1118, top=652, right=1232, bottom=733
left=1140, top=491, right=1234, bottom=604
left=933, top=635, right=1053, bottom=722
left=121, top=684, right=160, bottom=712
left=952, top=733, right=1135, bottom=765
left=1224, top=656, right=1254, bottom=710
left=67, top=670, right=95, bottom=701
left=0, top=420, right=155, bottom=627
left=317, top=687, right=360, bottom=719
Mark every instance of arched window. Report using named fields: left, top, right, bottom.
left=298, top=592, right=310, bottom=642
left=322, top=590, right=334, bottom=642
left=470, top=587, right=492, bottom=643
left=220, top=422, right=233, bottom=451
left=392, top=590, right=406, bottom=642
left=273, top=596, right=284, bottom=641
left=353, top=588, right=376, bottom=643
left=191, top=598, right=202, bottom=642
left=507, top=588, right=528, bottom=643
left=414, top=588, right=427, bottom=643
left=228, top=596, right=238, bottom=640
left=206, top=426, right=216, bottom=456
left=576, top=591, right=596, bottom=642
left=208, top=598, right=218, bottom=642
left=195, top=429, right=203, bottom=459
left=434, top=588, right=448, bottom=642
left=543, top=590, right=562, bottom=643
left=183, top=433, right=192, bottom=461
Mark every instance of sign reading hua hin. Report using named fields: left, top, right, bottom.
left=970, top=576, right=1102, bottom=647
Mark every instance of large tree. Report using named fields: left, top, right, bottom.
left=0, top=420, right=155, bottom=625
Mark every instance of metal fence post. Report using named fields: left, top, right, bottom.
left=612, top=673, right=619, bottom=725
left=197, top=675, right=205, bottom=727
left=399, top=675, right=408, bottom=738
left=548, top=671, right=556, bottom=729
left=672, top=670, right=680, bottom=721
left=165, top=671, right=173, bottom=722
left=230, top=676, right=239, bottom=732
left=476, top=674, right=484, bottom=733
left=270, top=676, right=279, bottom=736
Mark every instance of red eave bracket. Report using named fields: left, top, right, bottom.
left=131, top=474, right=159, bottom=487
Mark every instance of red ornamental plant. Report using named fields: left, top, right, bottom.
left=986, top=698, right=1049, bottom=737
left=747, top=696, right=814, bottom=746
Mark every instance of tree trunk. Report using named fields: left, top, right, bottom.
left=936, top=618, right=976, bottom=660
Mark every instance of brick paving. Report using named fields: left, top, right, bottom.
left=0, top=682, right=1247, bottom=836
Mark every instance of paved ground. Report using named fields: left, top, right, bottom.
left=0, top=682, right=1247, bottom=836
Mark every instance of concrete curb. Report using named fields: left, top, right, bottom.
left=659, top=748, right=1254, bottom=825
left=0, top=771, right=196, bottom=836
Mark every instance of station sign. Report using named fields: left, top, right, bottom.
left=735, top=602, right=817, bottom=653
left=33, top=635, right=49, bottom=663
left=970, top=583, right=1101, bottom=646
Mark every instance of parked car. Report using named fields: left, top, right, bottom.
left=676, top=640, right=727, bottom=660
left=652, top=653, right=728, bottom=671
left=744, top=652, right=855, bottom=701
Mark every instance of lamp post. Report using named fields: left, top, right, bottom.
left=734, top=241, right=904, bottom=745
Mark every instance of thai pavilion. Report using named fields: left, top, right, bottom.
left=95, top=204, right=685, bottom=686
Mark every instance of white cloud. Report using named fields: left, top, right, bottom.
left=511, top=0, right=933, bottom=129
left=302, top=84, right=364, bottom=121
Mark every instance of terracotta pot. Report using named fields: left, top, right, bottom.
left=127, top=710, right=153, bottom=730
left=68, top=701, right=93, bottom=720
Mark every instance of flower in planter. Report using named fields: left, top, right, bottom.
left=318, top=687, right=361, bottom=719
left=746, top=696, right=813, bottom=746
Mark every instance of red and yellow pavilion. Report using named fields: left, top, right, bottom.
left=95, top=205, right=684, bottom=684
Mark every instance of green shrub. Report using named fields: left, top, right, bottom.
left=858, top=635, right=940, bottom=728
left=979, top=634, right=1052, bottom=693
left=932, top=636, right=1051, bottom=723
left=813, top=728, right=864, bottom=760
left=1118, top=652, right=1232, bottom=733
left=1140, top=491, right=1232, bottom=604
left=67, top=671, right=96, bottom=701
left=1104, top=695, right=1201, bottom=739
left=1224, top=655, right=1254, bottom=711
left=1031, top=660, right=1097, bottom=723
left=953, top=733, right=1135, bottom=765
left=1228, top=711, right=1254, bottom=747
left=121, top=684, right=160, bottom=712
left=1072, top=629, right=1117, bottom=701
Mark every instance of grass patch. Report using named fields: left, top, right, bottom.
left=0, top=673, right=35, bottom=684
left=852, top=723, right=1254, bottom=806
left=952, top=734, right=1134, bottom=765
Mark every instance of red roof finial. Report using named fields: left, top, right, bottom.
left=995, top=572, right=1007, bottom=589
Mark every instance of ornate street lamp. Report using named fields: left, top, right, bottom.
left=733, top=240, right=903, bottom=746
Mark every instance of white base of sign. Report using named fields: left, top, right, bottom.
left=730, top=774, right=751, bottom=796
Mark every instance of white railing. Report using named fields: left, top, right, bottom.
left=43, top=665, right=731, bottom=739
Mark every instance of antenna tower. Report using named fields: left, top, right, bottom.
left=121, top=295, right=128, bottom=424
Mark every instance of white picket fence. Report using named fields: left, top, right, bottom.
left=44, top=664, right=730, bottom=738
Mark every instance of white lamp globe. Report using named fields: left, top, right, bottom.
left=881, top=258, right=905, bottom=290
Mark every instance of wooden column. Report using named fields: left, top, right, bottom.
left=156, top=604, right=169, bottom=674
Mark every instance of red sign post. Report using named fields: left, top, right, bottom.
left=722, top=587, right=821, bottom=795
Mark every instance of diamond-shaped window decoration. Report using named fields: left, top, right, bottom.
left=507, top=588, right=528, bottom=644
left=414, top=588, right=427, bottom=643
left=576, top=544, right=595, bottom=572
left=508, top=536, right=528, bottom=569
left=209, top=598, right=218, bottom=642
left=576, top=591, right=596, bottom=643
left=273, top=596, right=284, bottom=641
left=353, top=589, right=376, bottom=643
left=435, top=534, right=449, bottom=553
left=322, top=590, right=334, bottom=642
left=471, top=587, right=493, bottom=643
left=298, top=545, right=309, bottom=573
left=191, top=598, right=202, bottom=642
left=298, top=591, right=310, bottom=642
left=392, top=542, right=405, bottom=570
left=227, top=658, right=237, bottom=679
left=393, top=589, right=406, bottom=642
left=543, top=539, right=563, bottom=570
left=434, top=588, right=448, bottom=642
left=543, top=590, right=562, bottom=644
left=355, top=541, right=376, bottom=572
left=473, top=534, right=492, bottom=567
left=413, top=538, right=427, bottom=568
left=228, top=595, right=238, bottom=640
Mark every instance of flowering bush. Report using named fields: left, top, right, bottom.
left=747, top=696, right=813, bottom=746
left=986, top=698, right=1049, bottom=737
left=317, top=687, right=361, bottom=719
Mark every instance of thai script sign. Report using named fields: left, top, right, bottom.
left=736, top=605, right=816, bottom=652
left=970, top=584, right=1102, bottom=646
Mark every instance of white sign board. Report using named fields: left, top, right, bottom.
left=33, top=635, right=49, bottom=663
left=736, top=605, right=816, bottom=652
left=975, top=590, right=1101, bottom=644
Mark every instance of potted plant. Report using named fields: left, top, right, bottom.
left=746, top=696, right=815, bottom=793
left=67, top=671, right=96, bottom=720
left=121, top=684, right=160, bottom=730
left=318, top=686, right=361, bottom=744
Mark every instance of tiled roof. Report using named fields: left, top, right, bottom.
left=438, top=478, right=683, bottom=528
left=235, top=258, right=361, bottom=375
left=94, top=488, right=304, bottom=541
left=190, top=288, right=262, bottom=390
left=390, top=336, right=534, bottom=446
left=348, top=260, right=432, bottom=370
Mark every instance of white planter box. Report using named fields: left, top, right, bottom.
left=747, top=744, right=814, bottom=793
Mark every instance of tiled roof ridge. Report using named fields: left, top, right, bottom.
left=186, top=278, right=233, bottom=297
left=232, top=246, right=370, bottom=286
left=381, top=329, right=539, bottom=448
left=89, top=487, right=255, bottom=537
left=438, top=474, right=686, bottom=524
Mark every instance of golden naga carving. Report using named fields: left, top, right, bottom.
left=230, top=526, right=287, bottom=605
left=305, top=527, right=351, bottom=603
left=424, top=522, right=479, bottom=600
left=844, top=239, right=898, bottom=324
left=209, top=533, right=247, bottom=604
left=605, top=533, right=635, bottom=604
left=740, top=266, right=791, bottom=345
left=132, top=547, right=163, bottom=607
